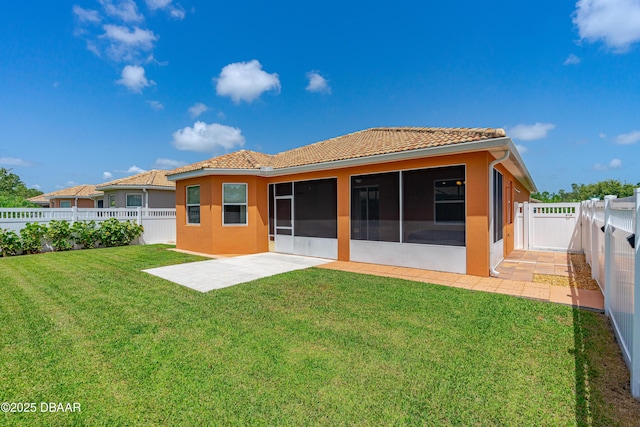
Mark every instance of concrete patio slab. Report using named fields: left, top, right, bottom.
left=144, top=252, right=332, bottom=292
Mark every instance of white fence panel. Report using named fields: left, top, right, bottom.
left=514, top=202, right=582, bottom=252
left=0, top=207, right=176, bottom=244
left=139, top=216, right=176, bottom=244
left=514, top=203, right=524, bottom=249
left=581, top=190, right=640, bottom=398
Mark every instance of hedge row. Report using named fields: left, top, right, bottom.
left=0, top=218, right=144, bottom=257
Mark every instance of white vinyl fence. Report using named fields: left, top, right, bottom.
left=515, top=194, right=640, bottom=398
left=0, top=207, right=176, bottom=244
left=514, top=202, right=582, bottom=252
left=582, top=191, right=640, bottom=398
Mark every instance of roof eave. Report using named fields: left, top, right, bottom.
left=46, top=195, right=95, bottom=200
left=167, top=168, right=263, bottom=181
left=95, top=185, right=175, bottom=191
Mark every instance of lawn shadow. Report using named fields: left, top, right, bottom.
left=572, top=305, right=640, bottom=427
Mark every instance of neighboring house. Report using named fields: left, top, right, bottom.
left=28, top=185, right=98, bottom=208
left=95, top=170, right=175, bottom=209
left=27, top=193, right=51, bottom=208
left=167, top=127, right=536, bottom=277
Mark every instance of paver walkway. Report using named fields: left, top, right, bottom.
left=318, top=250, right=604, bottom=311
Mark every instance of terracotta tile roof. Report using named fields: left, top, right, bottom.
left=168, top=127, right=506, bottom=176
left=28, top=184, right=98, bottom=200
left=169, top=151, right=273, bottom=176
left=27, top=194, right=49, bottom=203
left=96, top=170, right=175, bottom=189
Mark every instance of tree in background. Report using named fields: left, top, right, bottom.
left=532, top=179, right=639, bottom=202
left=0, top=168, right=43, bottom=207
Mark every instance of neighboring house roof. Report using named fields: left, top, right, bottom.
left=167, top=126, right=536, bottom=192
left=96, top=170, right=175, bottom=191
left=27, top=193, right=50, bottom=206
left=28, top=184, right=99, bottom=201
left=27, top=194, right=49, bottom=205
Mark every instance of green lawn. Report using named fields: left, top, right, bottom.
left=0, top=245, right=633, bottom=426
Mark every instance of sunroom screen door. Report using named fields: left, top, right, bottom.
left=274, top=196, right=294, bottom=254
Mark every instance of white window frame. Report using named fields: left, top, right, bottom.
left=186, top=185, right=200, bottom=225
left=60, top=200, right=71, bottom=208
left=126, top=193, right=143, bottom=208
left=222, top=183, right=248, bottom=226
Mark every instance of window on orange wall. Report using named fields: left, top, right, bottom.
left=186, top=185, right=200, bottom=224
left=223, top=183, right=248, bottom=225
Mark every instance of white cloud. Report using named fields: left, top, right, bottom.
left=86, top=41, right=101, bottom=57
left=103, top=171, right=113, bottom=179
left=0, top=157, right=31, bottom=167
left=102, top=25, right=157, bottom=47
left=100, top=25, right=158, bottom=61
left=508, top=123, right=556, bottom=141
left=615, top=130, right=640, bottom=144
left=515, top=144, right=528, bottom=154
left=147, top=100, right=164, bottom=110
left=306, top=71, right=331, bottom=93
left=154, top=158, right=186, bottom=168
left=594, top=158, right=623, bottom=170
left=188, top=102, right=208, bottom=118
left=116, top=65, right=154, bottom=93
left=599, top=132, right=607, bottom=138
left=145, top=0, right=185, bottom=19
left=563, top=54, right=581, bottom=65
left=99, top=0, right=144, bottom=23
left=169, top=8, right=186, bottom=19
left=146, top=0, right=173, bottom=8
left=72, top=5, right=101, bottom=23
left=32, top=184, right=41, bottom=190
left=214, top=60, right=281, bottom=103
left=172, top=121, right=245, bottom=152
left=67, top=180, right=78, bottom=186
left=573, top=0, right=640, bottom=52
left=609, top=158, right=623, bottom=168
left=127, top=165, right=147, bottom=174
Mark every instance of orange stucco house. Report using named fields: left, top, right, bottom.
left=167, top=127, right=536, bottom=277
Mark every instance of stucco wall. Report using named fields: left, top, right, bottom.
left=49, top=198, right=94, bottom=208
left=175, top=151, right=526, bottom=276
left=495, top=162, right=531, bottom=257
left=101, top=189, right=175, bottom=208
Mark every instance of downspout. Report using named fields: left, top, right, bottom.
left=75, top=197, right=79, bottom=207
left=143, top=188, right=148, bottom=208
left=489, top=150, right=510, bottom=277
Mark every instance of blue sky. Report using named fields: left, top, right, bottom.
left=1, top=0, right=639, bottom=193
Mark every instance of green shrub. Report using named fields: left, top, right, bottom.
left=47, top=220, right=73, bottom=251
left=20, top=222, right=47, bottom=254
left=97, top=218, right=144, bottom=247
left=71, top=220, right=99, bottom=249
left=0, top=228, right=21, bottom=256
